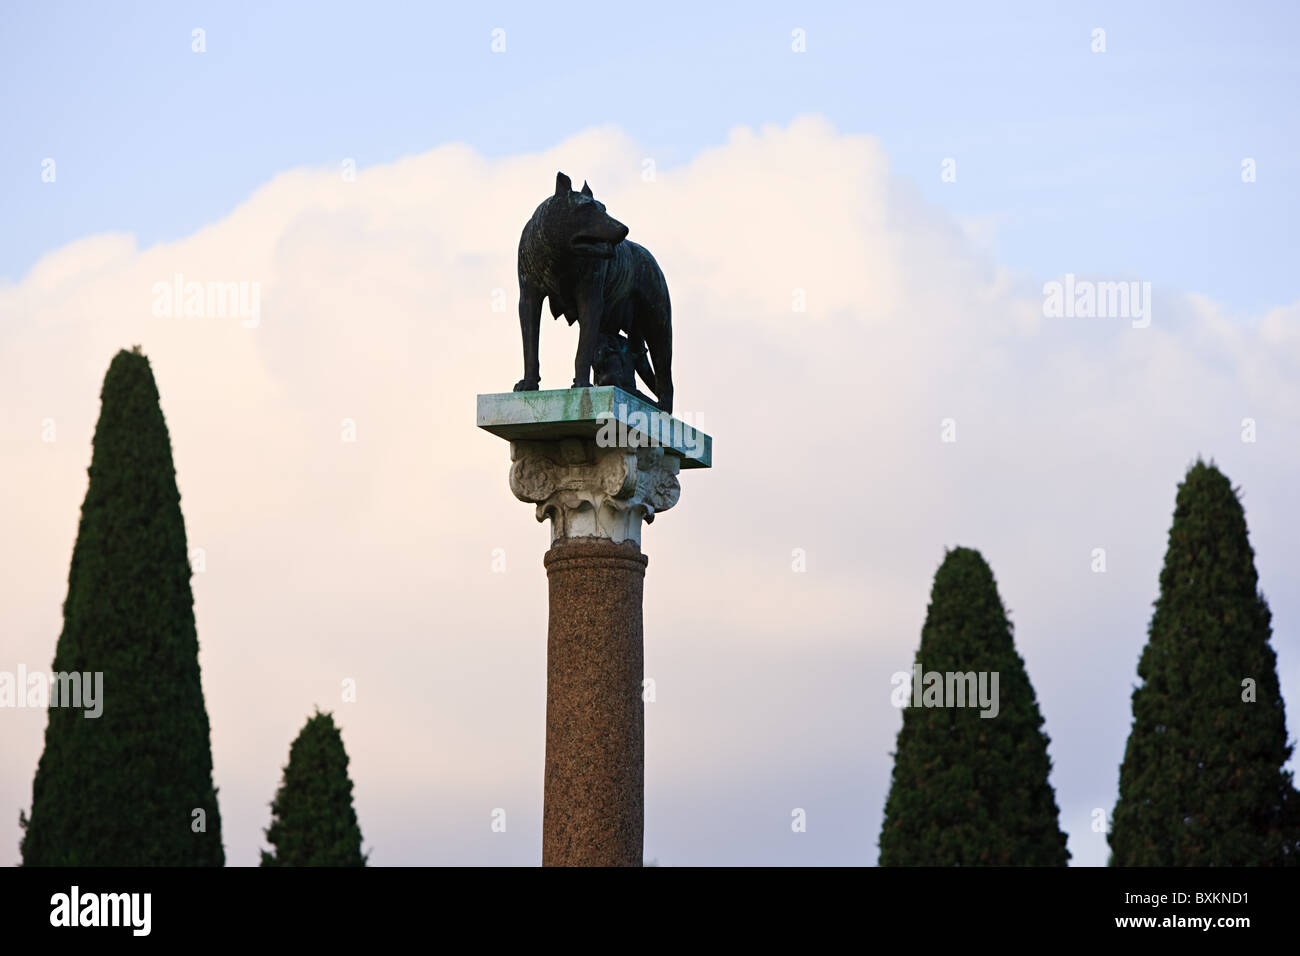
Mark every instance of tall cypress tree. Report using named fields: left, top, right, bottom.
left=261, top=710, right=367, bottom=866
left=880, top=547, right=1069, bottom=865
left=21, top=347, right=224, bottom=866
left=1110, top=459, right=1299, bottom=865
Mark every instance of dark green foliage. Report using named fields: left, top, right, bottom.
left=22, top=347, right=224, bottom=866
left=1110, top=460, right=1299, bottom=865
left=880, top=547, right=1069, bottom=866
left=261, top=710, right=367, bottom=866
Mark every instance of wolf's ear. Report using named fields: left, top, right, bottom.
left=581, top=180, right=593, bottom=198
left=555, top=172, right=572, bottom=197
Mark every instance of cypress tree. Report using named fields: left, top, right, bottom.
left=1110, top=459, right=1299, bottom=865
left=880, top=547, right=1069, bottom=865
left=21, top=347, right=224, bottom=866
left=261, top=710, right=367, bottom=866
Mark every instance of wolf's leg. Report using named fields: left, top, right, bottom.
left=644, top=322, right=673, bottom=414
left=514, top=285, right=543, bottom=391
left=572, top=291, right=605, bottom=388
left=638, top=286, right=673, bottom=413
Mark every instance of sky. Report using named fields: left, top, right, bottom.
left=1, top=2, right=1298, bottom=866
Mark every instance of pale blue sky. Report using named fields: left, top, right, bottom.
left=3, top=3, right=1298, bottom=869
left=3, top=1, right=1297, bottom=312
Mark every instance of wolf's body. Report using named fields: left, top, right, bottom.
left=513, top=172, right=674, bottom=413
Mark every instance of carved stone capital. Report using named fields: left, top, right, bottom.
left=509, top=437, right=681, bottom=545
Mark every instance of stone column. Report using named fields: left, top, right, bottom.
left=541, top=538, right=646, bottom=866
left=510, top=439, right=678, bottom=866
left=477, top=387, right=711, bottom=867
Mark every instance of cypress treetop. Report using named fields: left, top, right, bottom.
left=880, top=546, right=1069, bottom=866
left=1110, top=459, right=1299, bottom=865
left=22, top=346, right=224, bottom=866
left=261, top=710, right=367, bottom=866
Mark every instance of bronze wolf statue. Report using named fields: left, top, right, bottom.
left=513, top=172, right=674, bottom=413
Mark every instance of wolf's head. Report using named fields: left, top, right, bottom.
left=543, top=172, right=629, bottom=260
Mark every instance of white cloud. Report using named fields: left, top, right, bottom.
left=1, top=116, right=1296, bottom=866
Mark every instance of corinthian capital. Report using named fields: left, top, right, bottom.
left=508, top=437, right=680, bottom=545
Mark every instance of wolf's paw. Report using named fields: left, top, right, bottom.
left=569, top=380, right=592, bottom=389
left=513, top=379, right=539, bottom=392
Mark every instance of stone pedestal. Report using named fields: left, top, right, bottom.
left=477, top=386, right=711, bottom=867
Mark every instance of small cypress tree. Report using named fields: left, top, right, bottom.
left=880, top=547, right=1069, bottom=865
left=261, top=710, right=367, bottom=866
left=21, top=347, right=224, bottom=866
left=1110, top=459, right=1299, bottom=865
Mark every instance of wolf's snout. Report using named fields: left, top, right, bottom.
left=596, top=217, right=629, bottom=244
